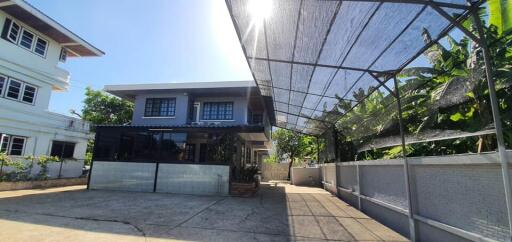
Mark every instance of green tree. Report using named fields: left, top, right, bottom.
left=272, top=128, right=317, bottom=179
left=71, top=87, right=133, bottom=126
left=71, top=87, right=134, bottom=165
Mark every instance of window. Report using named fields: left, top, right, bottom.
left=2, top=19, right=48, bottom=57
left=19, top=29, right=34, bottom=50
left=202, top=102, right=233, bottom=120
left=7, top=20, right=20, bottom=43
left=0, top=75, right=6, bottom=96
left=59, top=48, right=67, bottom=62
left=34, top=37, right=48, bottom=57
left=50, top=141, right=75, bottom=159
left=0, top=134, right=26, bottom=156
left=6, top=79, right=22, bottom=100
left=184, top=144, right=195, bottom=161
left=22, top=84, right=36, bottom=104
left=144, top=98, right=176, bottom=117
left=0, top=135, right=9, bottom=153
left=0, top=75, right=38, bottom=104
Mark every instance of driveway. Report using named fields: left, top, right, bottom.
left=0, top=183, right=408, bottom=241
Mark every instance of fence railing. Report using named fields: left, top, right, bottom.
left=319, top=151, right=511, bottom=242
left=0, top=158, right=85, bottom=181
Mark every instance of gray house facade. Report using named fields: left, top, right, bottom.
left=88, top=81, right=272, bottom=195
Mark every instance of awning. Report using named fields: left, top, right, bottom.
left=226, top=0, right=484, bottom=135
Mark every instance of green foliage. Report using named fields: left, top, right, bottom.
left=207, top=133, right=239, bottom=163
left=324, top=9, right=512, bottom=160
left=72, top=87, right=134, bottom=126
left=239, top=165, right=259, bottom=183
left=0, top=154, right=60, bottom=182
left=263, top=153, right=279, bottom=164
left=489, top=0, right=512, bottom=35
left=34, top=155, right=60, bottom=180
left=272, top=129, right=320, bottom=178
left=272, top=129, right=317, bottom=162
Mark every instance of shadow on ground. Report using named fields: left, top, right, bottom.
left=0, top=183, right=407, bottom=242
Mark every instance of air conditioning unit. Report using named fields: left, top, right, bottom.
left=207, top=122, right=221, bottom=126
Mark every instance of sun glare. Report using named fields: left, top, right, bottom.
left=248, top=0, right=273, bottom=22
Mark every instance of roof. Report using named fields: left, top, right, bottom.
left=0, top=0, right=103, bottom=57
left=226, top=0, right=484, bottom=135
left=104, top=80, right=257, bottom=100
left=95, top=124, right=265, bottom=133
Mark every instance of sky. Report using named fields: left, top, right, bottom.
left=27, top=0, right=253, bottom=115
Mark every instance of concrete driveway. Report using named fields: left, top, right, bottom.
left=0, top=183, right=407, bottom=242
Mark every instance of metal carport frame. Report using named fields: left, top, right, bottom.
left=226, top=0, right=512, bottom=241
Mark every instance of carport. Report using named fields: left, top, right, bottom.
left=226, top=0, right=511, bottom=241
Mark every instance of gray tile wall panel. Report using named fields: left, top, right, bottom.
left=89, top=161, right=156, bottom=192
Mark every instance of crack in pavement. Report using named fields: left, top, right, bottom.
left=0, top=208, right=147, bottom=242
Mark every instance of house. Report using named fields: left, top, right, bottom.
left=0, top=0, right=103, bottom=173
left=88, top=81, right=272, bottom=195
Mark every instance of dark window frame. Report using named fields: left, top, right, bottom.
left=144, top=98, right=176, bottom=117
left=50, top=141, right=76, bottom=159
left=202, top=102, right=234, bottom=121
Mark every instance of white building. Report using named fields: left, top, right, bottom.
left=0, top=0, right=103, bottom=162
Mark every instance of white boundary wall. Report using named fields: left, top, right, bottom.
left=1, top=159, right=84, bottom=179
left=261, top=162, right=289, bottom=181
left=319, top=151, right=512, bottom=242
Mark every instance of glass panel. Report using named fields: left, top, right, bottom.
left=34, top=38, right=48, bottom=56
left=20, top=30, right=34, bottom=50
left=7, top=79, right=21, bottom=100
left=63, top=143, right=75, bottom=158
left=9, top=137, right=25, bottom=156
left=0, top=135, right=10, bottom=153
left=202, top=102, right=234, bottom=120
left=22, top=84, right=36, bottom=104
left=144, top=98, right=175, bottom=117
left=8, top=21, right=20, bottom=42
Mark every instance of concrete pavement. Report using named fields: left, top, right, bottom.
left=0, top=182, right=408, bottom=241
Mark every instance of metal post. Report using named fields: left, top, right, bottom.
left=393, top=77, right=417, bottom=241
left=58, top=160, right=64, bottom=178
left=316, top=136, right=321, bottom=164
left=332, top=126, right=339, bottom=162
left=356, top=163, right=362, bottom=210
left=473, top=14, right=512, bottom=240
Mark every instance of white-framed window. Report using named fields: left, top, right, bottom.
left=34, top=37, right=48, bottom=57
left=0, top=134, right=26, bottom=156
left=2, top=18, right=48, bottom=57
left=19, top=29, right=35, bottom=50
left=22, top=84, right=36, bottom=104
left=7, top=20, right=20, bottom=43
left=2, top=77, right=37, bottom=104
left=6, top=78, right=22, bottom=100
left=0, top=75, right=6, bottom=96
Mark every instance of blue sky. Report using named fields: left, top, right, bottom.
left=27, top=0, right=252, bottom=115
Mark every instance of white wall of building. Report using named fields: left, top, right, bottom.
left=0, top=10, right=91, bottom=166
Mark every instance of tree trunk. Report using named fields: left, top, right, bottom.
left=287, top=156, right=294, bottom=181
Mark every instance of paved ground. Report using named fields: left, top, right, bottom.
left=0, top=182, right=408, bottom=242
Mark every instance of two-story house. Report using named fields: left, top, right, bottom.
left=88, top=81, right=272, bottom=195
left=0, top=1, right=102, bottom=169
